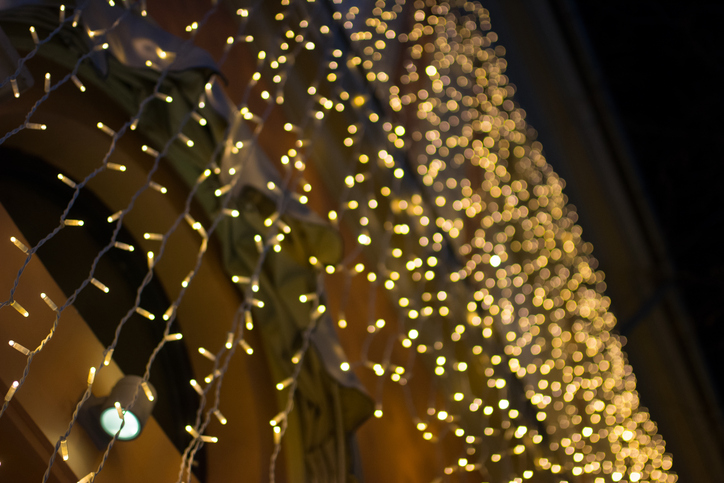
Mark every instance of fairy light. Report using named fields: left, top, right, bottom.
left=78, top=472, right=95, bottom=483
left=142, top=145, right=160, bottom=157
left=60, top=438, right=68, bottom=461
left=185, top=425, right=200, bottom=438
left=298, top=293, right=317, bottom=303
left=0, top=2, right=675, bottom=482
left=10, top=300, right=29, bottom=317
left=135, top=307, right=155, bottom=320
left=9, top=340, right=30, bottom=356
left=154, top=92, right=173, bottom=103
left=214, top=185, right=231, bottom=197
left=103, top=349, right=113, bottom=366
left=4, top=381, right=19, bottom=402
left=10, top=236, right=29, bottom=254
left=250, top=299, right=264, bottom=308
left=269, top=412, right=285, bottom=427
left=198, top=347, right=216, bottom=361
left=68, top=74, right=87, bottom=93
left=204, top=370, right=220, bottom=384
left=184, top=214, right=201, bottom=231
left=275, top=378, right=293, bottom=391
left=90, top=278, right=109, bottom=293
left=181, top=270, right=194, bottom=288
left=63, top=219, right=84, bottom=227
left=164, top=333, right=183, bottom=342
left=107, top=162, right=126, bottom=172
left=213, top=409, right=227, bottom=425
left=87, top=367, right=96, bottom=386
left=141, top=381, right=154, bottom=401
left=189, top=379, right=203, bottom=396
left=29, top=26, right=39, bottom=44
left=57, top=173, right=79, bottom=189
left=113, top=401, right=126, bottom=420
left=113, top=241, right=134, bottom=251
left=107, top=211, right=122, bottom=223
left=239, top=339, right=253, bottom=355
left=40, top=293, right=58, bottom=311
left=177, top=133, right=194, bottom=147
left=97, top=122, right=115, bottom=136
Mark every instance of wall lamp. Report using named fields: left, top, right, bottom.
left=79, top=376, right=157, bottom=449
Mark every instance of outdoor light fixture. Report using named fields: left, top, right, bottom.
left=79, top=376, right=157, bottom=449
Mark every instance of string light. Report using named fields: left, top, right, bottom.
left=239, top=339, right=253, bottom=355
left=10, top=236, right=29, bottom=254
left=60, top=438, right=69, bottom=461
left=213, top=409, right=227, bottom=425
left=29, top=26, right=39, bottom=44
left=198, top=347, right=216, bottom=361
left=10, top=300, right=28, bottom=317
left=90, top=278, right=109, bottom=293
left=135, top=307, right=155, bottom=320
left=77, top=472, right=95, bottom=483
left=40, top=293, right=58, bottom=311
left=189, top=380, right=204, bottom=396
left=96, top=122, right=115, bottom=136
left=141, top=381, right=155, bottom=402
left=87, top=367, right=96, bottom=386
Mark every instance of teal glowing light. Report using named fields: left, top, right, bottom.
left=100, top=406, right=141, bottom=440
